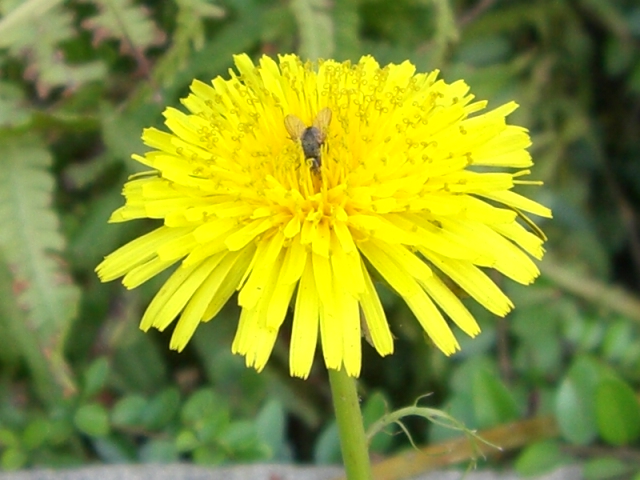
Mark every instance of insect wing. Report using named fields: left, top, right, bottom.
left=284, top=115, right=307, bottom=140
left=312, top=107, right=332, bottom=142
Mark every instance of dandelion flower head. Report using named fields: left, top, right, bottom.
left=96, top=54, right=552, bottom=379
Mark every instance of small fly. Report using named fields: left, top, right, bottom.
left=284, top=107, right=332, bottom=173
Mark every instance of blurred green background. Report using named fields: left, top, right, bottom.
left=1, top=0, right=640, bottom=477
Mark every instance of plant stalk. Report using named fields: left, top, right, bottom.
left=328, top=367, right=372, bottom=480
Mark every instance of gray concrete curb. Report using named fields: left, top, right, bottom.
left=0, top=464, right=582, bottom=480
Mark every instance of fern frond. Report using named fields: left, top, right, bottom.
left=81, top=0, right=165, bottom=56
left=0, top=82, right=31, bottom=128
left=290, top=0, right=334, bottom=61
left=0, top=0, right=73, bottom=50
left=177, top=0, right=226, bottom=52
left=0, top=136, right=80, bottom=353
left=0, top=0, right=106, bottom=96
left=153, top=0, right=225, bottom=86
left=0, top=254, right=63, bottom=403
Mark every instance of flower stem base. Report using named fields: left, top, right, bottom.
left=328, top=367, right=372, bottom=480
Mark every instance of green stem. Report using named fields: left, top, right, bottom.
left=328, top=367, right=372, bottom=480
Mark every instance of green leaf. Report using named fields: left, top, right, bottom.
left=196, top=410, right=231, bottom=444
left=511, top=303, right=563, bottom=378
left=0, top=448, right=27, bottom=471
left=362, top=391, right=387, bottom=427
left=313, top=422, right=340, bottom=464
left=47, top=418, right=74, bottom=446
left=218, top=420, right=259, bottom=452
left=333, top=0, right=360, bottom=60
left=428, top=395, right=476, bottom=443
left=0, top=1, right=105, bottom=95
left=579, top=0, right=630, bottom=37
left=101, top=104, right=161, bottom=166
left=111, top=394, right=148, bottom=427
left=595, top=377, right=640, bottom=445
left=555, top=356, right=602, bottom=444
left=579, top=317, right=606, bottom=352
left=83, top=357, right=110, bottom=399
left=628, top=59, right=640, bottom=95
left=0, top=136, right=80, bottom=353
left=583, top=457, right=633, bottom=480
left=152, top=0, right=225, bottom=87
left=192, top=445, right=225, bottom=465
left=255, top=399, right=286, bottom=460
left=111, top=318, right=167, bottom=393
left=162, top=5, right=268, bottom=102
left=601, top=318, right=635, bottom=363
left=431, top=0, right=459, bottom=55
left=0, top=256, right=59, bottom=402
left=0, top=429, right=19, bottom=447
left=175, top=430, right=200, bottom=452
left=604, top=37, right=635, bottom=76
left=139, top=439, right=179, bottom=463
left=290, top=0, right=334, bottom=60
left=362, top=391, right=394, bottom=453
left=0, top=0, right=63, bottom=39
left=0, top=83, right=31, bottom=128
left=182, top=388, right=223, bottom=425
left=457, top=36, right=511, bottom=66
left=22, top=417, right=52, bottom=449
left=431, top=356, right=515, bottom=440
left=182, top=388, right=230, bottom=443
left=74, top=403, right=110, bottom=438
left=515, top=440, right=566, bottom=477
left=67, top=185, right=141, bottom=269
left=0, top=138, right=82, bottom=402
left=93, top=436, right=137, bottom=463
left=192, top=321, right=274, bottom=420
left=141, top=388, right=181, bottom=430
left=471, top=364, right=520, bottom=428
left=82, top=0, right=164, bottom=53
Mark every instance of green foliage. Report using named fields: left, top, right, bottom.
left=0, top=0, right=106, bottom=96
left=595, top=377, right=640, bottom=446
left=74, top=404, right=110, bottom=438
left=555, top=356, right=601, bottom=445
left=314, top=391, right=395, bottom=464
left=290, top=0, right=334, bottom=61
left=0, top=137, right=79, bottom=342
left=0, top=83, right=31, bottom=128
left=81, top=0, right=165, bottom=55
left=1, top=0, right=640, bottom=474
left=515, top=440, right=568, bottom=477
left=152, top=0, right=225, bottom=85
left=172, top=388, right=276, bottom=464
left=583, top=457, right=636, bottom=480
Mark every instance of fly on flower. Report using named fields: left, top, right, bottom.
left=284, top=107, right=332, bottom=173
left=96, top=54, right=551, bottom=379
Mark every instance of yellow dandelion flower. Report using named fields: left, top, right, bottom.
left=96, top=54, right=551, bottom=379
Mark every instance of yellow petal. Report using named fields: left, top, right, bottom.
left=290, top=259, right=320, bottom=379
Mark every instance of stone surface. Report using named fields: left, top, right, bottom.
left=0, top=464, right=582, bottom=480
